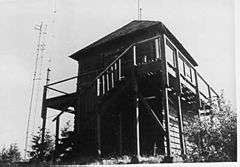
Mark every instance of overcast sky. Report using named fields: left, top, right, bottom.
left=0, top=0, right=238, bottom=156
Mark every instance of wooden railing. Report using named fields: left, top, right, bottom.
left=95, top=45, right=134, bottom=97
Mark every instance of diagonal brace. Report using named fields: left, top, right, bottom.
left=139, top=94, right=166, bottom=135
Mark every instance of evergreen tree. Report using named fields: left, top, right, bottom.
left=0, top=143, right=21, bottom=162
left=29, top=127, right=54, bottom=162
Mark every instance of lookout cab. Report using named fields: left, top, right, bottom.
left=41, top=20, right=219, bottom=160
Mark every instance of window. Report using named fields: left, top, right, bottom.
left=165, top=42, right=175, bottom=67
left=178, top=57, right=184, bottom=75
left=185, top=63, right=193, bottom=82
left=136, top=40, right=156, bottom=64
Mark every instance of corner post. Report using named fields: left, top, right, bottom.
left=133, top=45, right=140, bottom=160
left=160, top=34, right=171, bottom=156
left=175, top=51, right=185, bottom=155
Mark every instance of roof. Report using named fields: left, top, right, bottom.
left=70, top=20, right=198, bottom=66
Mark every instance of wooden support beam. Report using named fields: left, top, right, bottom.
left=139, top=95, right=165, bottom=134
left=119, top=113, right=123, bottom=155
left=133, top=45, right=137, bottom=66
left=193, top=68, right=204, bottom=152
left=164, top=88, right=171, bottom=156
left=208, top=84, right=212, bottom=104
left=161, top=34, right=171, bottom=156
left=155, top=38, right=160, bottom=59
left=97, top=78, right=100, bottom=96
left=55, top=116, right=60, bottom=150
left=106, top=71, right=110, bottom=91
left=175, top=51, right=185, bottom=155
left=111, top=66, right=114, bottom=88
left=47, top=87, right=69, bottom=95
left=97, top=113, right=101, bottom=156
left=41, top=86, right=47, bottom=158
left=135, top=97, right=140, bottom=159
left=132, top=50, right=140, bottom=159
left=52, top=111, right=64, bottom=122
left=102, top=75, right=105, bottom=95
left=194, top=68, right=201, bottom=117
left=118, top=59, right=122, bottom=81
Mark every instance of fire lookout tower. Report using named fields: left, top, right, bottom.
left=41, top=20, right=219, bottom=160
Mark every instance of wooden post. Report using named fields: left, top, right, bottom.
left=133, top=45, right=137, bottom=66
left=97, top=78, right=100, bottom=96
left=118, top=59, right=122, bottom=81
left=132, top=45, right=140, bottom=160
left=119, top=113, right=123, bottom=155
left=111, top=66, right=114, bottom=88
left=53, top=116, right=60, bottom=162
left=55, top=117, right=60, bottom=149
left=208, top=85, right=212, bottom=105
left=136, top=97, right=140, bottom=158
left=155, top=38, right=160, bottom=59
left=102, top=75, right=105, bottom=95
left=41, top=86, right=47, bottom=158
left=164, top=88, right=171, bottom=156
left=160, top=34, right=171, bottom=156
left=97, top=113, right=101, bottom=156
left=194, top=70, right=201, bottom=117
left=106, top=70, right=110, bottom=91
left=194, top=70, right=204, bottom=153
left=175, top=51, right=185, bottom=155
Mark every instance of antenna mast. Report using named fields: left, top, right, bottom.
left=137, top=0, right=142, bottom=20
left=24, top=22, right=47, bottom=159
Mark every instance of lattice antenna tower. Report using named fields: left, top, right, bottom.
left=24, top=22, right=47, bottom=159
left=32, top=24, right=48, bottom=133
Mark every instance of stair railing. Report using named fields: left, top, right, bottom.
left=79, top=35, right=164, bottom=98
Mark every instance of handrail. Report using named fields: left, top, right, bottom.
left=46, top=68, right=104, bottom=87
left=46, top=76, right=78, bottom=87
left=47, top=87, right=69, bottom=95
left=91, top=45, right=133, bottom=84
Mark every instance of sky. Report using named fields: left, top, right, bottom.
left=0, top=0, right=238, bottom=158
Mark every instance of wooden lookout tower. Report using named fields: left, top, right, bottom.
left=41, top=20, right=219, bottom=160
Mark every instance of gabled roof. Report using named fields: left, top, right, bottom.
left=70, top=20, right=198, bottom=66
